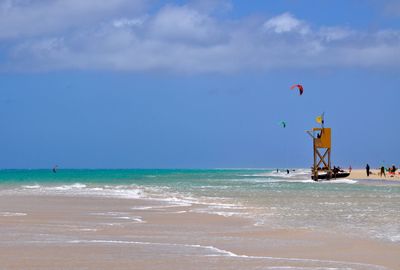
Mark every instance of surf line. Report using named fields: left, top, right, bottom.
left=67, top=240, right=386, bottom=270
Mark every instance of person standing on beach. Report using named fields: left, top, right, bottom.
left=366, top=164, right=370, bottom=177
left=380, top=166, right=386, bottom=177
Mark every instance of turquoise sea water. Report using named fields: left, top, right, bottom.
left=0, top=169, right=399, bottom=242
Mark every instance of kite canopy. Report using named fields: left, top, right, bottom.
left=290, top=84, right=304, bottom=95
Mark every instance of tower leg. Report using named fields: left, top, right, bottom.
left=313, top=143, right=318, bottom=181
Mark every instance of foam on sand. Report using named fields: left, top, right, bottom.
left=66, top=239, right=387, bottom=270
left=0, top=212, right=27, bottom=217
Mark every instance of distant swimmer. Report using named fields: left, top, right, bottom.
left=286, top=169, right=290, bottom=174
left=52, top=165, right=58, bottom=173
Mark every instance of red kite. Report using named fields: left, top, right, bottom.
left=290, top=84, right=304, bottom=95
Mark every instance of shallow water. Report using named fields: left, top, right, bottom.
left=0, top=169, right=399, bottom=243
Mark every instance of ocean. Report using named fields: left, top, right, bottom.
left=1, top=169, right=399, bottom=243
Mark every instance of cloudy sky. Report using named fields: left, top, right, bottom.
left=0, top=0, right=399, bottom=168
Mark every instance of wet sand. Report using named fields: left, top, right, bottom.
left=0, top=194, right=399, bottom=270
left=349, top=169, right=400, bottom=181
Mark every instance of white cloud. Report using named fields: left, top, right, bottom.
left=113, top=17, right=146, bottom=28
left=318, top=27, right=353, bottom=41
left=264, top=13, right=310, bottom=35
left=0, top=0, right=146, bottom=39
left=148, top=5, right=227, bottom=45
left=1, top=5, right=400, bottom=73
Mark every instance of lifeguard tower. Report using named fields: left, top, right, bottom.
left=307, top=127, right=332, bottom=181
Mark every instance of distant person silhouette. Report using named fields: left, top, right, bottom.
left=366, top=164, right=370, bottom=177
left=380, top=166, right=386, bottom=177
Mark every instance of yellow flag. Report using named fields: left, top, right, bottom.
left=316, top=115, right=323, bottom=124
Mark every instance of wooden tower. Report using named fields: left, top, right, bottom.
left=307, top=128, right=332, bottom=181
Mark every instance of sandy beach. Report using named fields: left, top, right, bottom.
left=0, top=193, right=399, bottom=270
left=349, top=169, right=400, bottom=181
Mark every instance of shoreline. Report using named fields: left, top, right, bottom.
left=0, top=194, right=399, bottom=269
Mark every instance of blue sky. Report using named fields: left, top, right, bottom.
left=0, top=0, right=399, bottom=169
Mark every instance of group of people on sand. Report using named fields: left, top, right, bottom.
left=366, top=164, right=398, bottom=178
